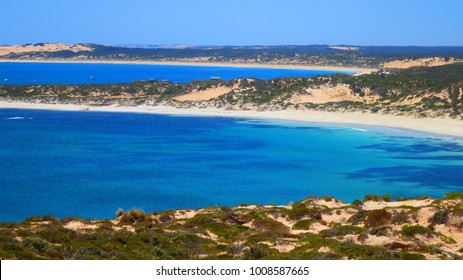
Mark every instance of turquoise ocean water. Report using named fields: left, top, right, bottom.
left=1, top=109, right=462, bottom=221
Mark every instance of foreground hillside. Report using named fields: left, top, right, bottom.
left=1, top=64, right=463, bottom=119
left=1, top=193, right=462, bottom=260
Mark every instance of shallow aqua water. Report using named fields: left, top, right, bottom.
left=0, top=109, right=462, bottom=221
left=0, top=62, right=350, bottom=85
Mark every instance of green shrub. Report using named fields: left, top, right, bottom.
left=227, top=242, right=246, bottom=255
left=382, top=194, right=392, bottom=202
left=363, top=194, right=381, bottom=202
left=335, top=242, right=393, bottom=260
left=351, top=199, right=363, bottom=207
left=252, top=218, right=289, bottom=237
left=369, top=227, right=390, bottom=236
left=444, top=192, right=463, bottom=199
left=201, top=222, right=248, bottom=240
left=364, top=209, right=392, bottom=227
left=440, top=235, right=457, bottom=244
left=321, top=225, right=365, bottom=238
left=292, top=219, right=317, bottom=230
left=221, top=212, right=248, bottom=225
left=401, top=225, right=433, bottom=237
left=429, top=210, right=449, bottom=225
left=158, top=210, right=175, bottom=223
left=347, top=210, right=369, bottom=225
left=22, top=237, right=53, bottom=253
left=184, top=214, right=214, bottom=228
left=119, top=209, right=149, bottom=224
left=287, top=203, right=322, bottom=220
left=243, top=243, right=277, bottom=260
left=400, top=251, right=426, bottom=260
left=391, top=211, right=409, bottom=225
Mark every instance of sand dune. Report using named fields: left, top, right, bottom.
left=289, top=83, right=377, bottom=104
left=0, top=43, right=93, bottom=57
left=174, top=85, right=237, bottom=101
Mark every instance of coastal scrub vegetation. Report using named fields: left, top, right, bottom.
left=0, top=193, right=462, bottom=260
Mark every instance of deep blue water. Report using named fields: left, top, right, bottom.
left=1, top=109, right=462, bottom=221
left=0, top=62, right=350, bottom=85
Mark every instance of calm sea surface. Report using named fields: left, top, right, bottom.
left=1, top=109, right=462, bottom=221
left=0, top=62, right=351, bottom=84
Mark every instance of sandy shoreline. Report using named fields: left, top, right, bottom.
left=0, top=59, right=376, bottom=74
left=1, top=101, right=462, bottom=138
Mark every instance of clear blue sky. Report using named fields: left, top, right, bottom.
left=1, top=0, right=462, bottom=46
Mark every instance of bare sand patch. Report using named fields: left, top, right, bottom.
left=174, top=85, right=237, bottom=101
left=63, top=221, right=98, bottom=231
left=362, top=199, right=434, bottom=210
left=289, top=84, right=377, bottom=104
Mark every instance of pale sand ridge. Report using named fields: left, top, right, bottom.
left=174, top=84, right=238, bottom=101
left=0, top=44, right=93, bottom=56
left=382, top=57, right=462, bottom=69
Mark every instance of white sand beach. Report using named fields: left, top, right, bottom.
left=1, top=101, right=462, bottom=138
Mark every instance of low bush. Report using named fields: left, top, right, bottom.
left=382, top=194, right=392, bottom=202
left=22, top=237, right=53, bottom=253
left=391, top=211, right=409, bottom=225
left=364, top=209, right=392, bottom=227
left=429, top=210, right=449, bottom=225
left=119, top=209, right=149, bottom=224
left=444, top=192, right=463, bottom=199
left=440, top=235, right=457, bottom=244
left=252, top=218, right=289, bottom=237
left=321, top=225, right=365, bottom=238
left=292, top=219, right=317, bottom=230
left=184, top=214, right=214, bottom=228
left=221, top=213, right=248, bottom=225
left=400, top=251, right=426, bottom=260
left=158, top=210, right=175, bottom=223
left=201, top=222, right=248, bottom=240
left=401, top=225, right=433, bottom=237
left=351, top=199, right=363, bottom=207
left=286, top=203, right=322, bottom=220
left=363, top=194, right=381, bottom=202
left=243, top=243, right=278, bottom=260
left=369, top=227, right=390, bottom=236
left=347, top=210, right=369, bottom=225
left=335, top=242, right=393, bottom=260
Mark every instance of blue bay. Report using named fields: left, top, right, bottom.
left=1, top=109, right=462, bottom=221
left=0, top=62, right=351, bottom=85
